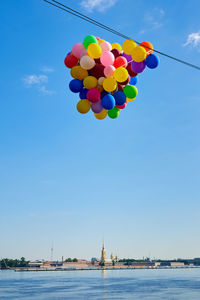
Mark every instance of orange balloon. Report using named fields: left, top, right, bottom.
left=139, top=41, right=153, bottom=55
left=126, top=97, right=136, bottom=103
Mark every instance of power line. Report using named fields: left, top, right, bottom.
left=43, top=0, right=200, bottom=71
left=43, top=0, right=130, bottom=41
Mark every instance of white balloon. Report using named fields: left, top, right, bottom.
left=80, top=55, right=95, bottom=70
left=98, top=77, right=105, bottom=86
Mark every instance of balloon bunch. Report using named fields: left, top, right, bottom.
left=64, top=35, right=159, bottom=120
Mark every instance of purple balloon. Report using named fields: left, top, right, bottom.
left=122, top=53, right=132, bottom=64
left=131, top=61, right=146, bottom=73
left=91, top=100, right=103, bottom=113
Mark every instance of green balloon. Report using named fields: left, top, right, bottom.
left=83, top=35, right=98, bottom=49
left=113, top=106, right=120, bottom=113
left=108, top=107, right=120, bottom=119
left=123, top=85, right=138, bottom=99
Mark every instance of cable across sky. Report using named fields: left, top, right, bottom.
left=43, top=0, right=200, bottom=71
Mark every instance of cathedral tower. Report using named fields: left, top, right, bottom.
left=100, top=237, right=106, bottom=264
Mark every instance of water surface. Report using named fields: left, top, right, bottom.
left=1, top=268, right=200, bottom=299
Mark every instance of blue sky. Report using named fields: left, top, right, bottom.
left=0, top=0, right=200, bottom=261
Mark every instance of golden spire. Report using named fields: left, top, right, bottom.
left=101, top=236, right=106, bottom=264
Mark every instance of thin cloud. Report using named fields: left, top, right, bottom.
left=23, top=74, right=48, bottom=87
left=39, top=85, right=55, bottom=95
left=23, top=74, right=55, bottom=95
left=183, top=31, right=200, bottom=48
left=159, top=8, right=165, bottom=17
left=80, top=0, right=117, bottom=12
left=41, top=66, right=55, bottom=73
left=140, top=8, right=165, bottom=34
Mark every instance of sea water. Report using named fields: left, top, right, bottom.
left=0, top=268, right=200, bottom=299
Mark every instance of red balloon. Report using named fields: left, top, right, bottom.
left=126, top=64, right=137, bottom=77
left=113, top=56, right=127, bottom=68
left=111, top=49, right=121, bottom=58
left=116, top=102, right=127, bottom=109
left=94, top=58, right=101, bottom=64
left=64, top=54, right=78, bottom=68
left=89, top=64, right=105, bottom=79
left=117, top=84, right=124, bottom=91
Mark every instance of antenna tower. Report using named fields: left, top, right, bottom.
left=50, top=242, right=54, bottom=261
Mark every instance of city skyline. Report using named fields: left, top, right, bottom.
left=2, top=237, right=200, bottom=262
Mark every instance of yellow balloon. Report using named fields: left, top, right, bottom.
left=114, top=67, right=129, bottom=83
left=94, top=109, right=107, bottom=120
left=77, top=99, right=91, bottom=114
left=131, top=46, right=147, bottom=62
left=98, top=39, right=104, bottom=45
left=83, top=76, right=98, bottom=89
left=112, top=43, right=122, bottom=51
left=122, top=39, right=137, bottom=55
left=126, top=97, right=136, bottom=103
left=70, top=66, right=88, bottom=80
left=103, top=77, right=117, bottom=92
left=87, top=43, right=102, bottom=59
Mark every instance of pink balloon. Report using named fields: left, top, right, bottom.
left=100, top=41, right=112, bottom=52
left=87, top=88, right=101, bottom=103
left=100, top=51, right=115, bottom=67
left=72, top=43, right=85, bottom=58
left=104, top=65, right=116, bottom=77
left=91, top=100, right=103, bottom=113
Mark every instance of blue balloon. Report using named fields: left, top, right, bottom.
left=79, top=88, right=88, bottom=99
left=145, top=54, right=159, bottom=69
left=69, top=79, right=83, bottom=93
left=130, top=76, right=138, bottom=85
left=101, top=94, right=115, bottom=110
left=113, top=91, right=126, bottom=106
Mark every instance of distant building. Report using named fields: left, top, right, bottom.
left=170, top=262, right=185, bottom=267
left=29, top=261, right=44, bottom=268
left=77, top=259, right=87, bottom=263
left=135, top=262, right=154, bottom=268
left=100, top=238, right=116, bottom=265
left=115, top=256, right=119, bottom=262
left=145, top=257, right=150, bottom=262
left=40, top=261, right=62, bottom=268
left=91, top=258, right=98, bottom=262
left=159, top=261, right=171, bottom=267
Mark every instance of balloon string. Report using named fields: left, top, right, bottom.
left=121, top=59, right=139, bottom=69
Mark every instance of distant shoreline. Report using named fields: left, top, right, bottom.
left=10, top=266, right=200, bottom=272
